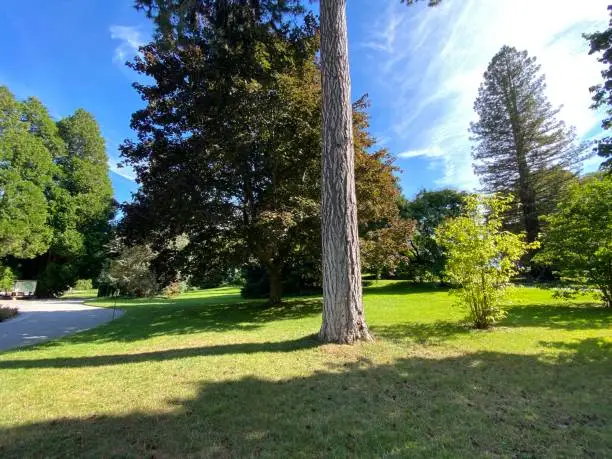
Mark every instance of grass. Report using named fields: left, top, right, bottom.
left=0, top=281, right=610, bottom=458
left=60, top=288, right=99, bottom=299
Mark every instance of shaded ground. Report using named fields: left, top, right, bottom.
left=0, top=299, right=122, bottom=351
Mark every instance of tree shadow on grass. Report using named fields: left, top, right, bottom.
left=371, top=321, right=471, bottom=345
left=1, top=338, right=610, bottom=458
left=0, top=334, right=319, bottom=369
left=501, top=303, right=611, bottom=330
left=42, top=298, right=323, bottom=346
left=363, top=281, right=448, bottom=296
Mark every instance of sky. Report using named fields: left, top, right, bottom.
left=0, top=0, right=608, bottom=203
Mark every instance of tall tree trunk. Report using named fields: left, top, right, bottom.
left=319, top=0, right=372, bottom=344
left=268, top=263, right=282, bottom=305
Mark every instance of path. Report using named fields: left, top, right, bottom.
left=0, top=298, right=122, bottom=351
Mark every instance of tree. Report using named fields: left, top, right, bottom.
left=585, top=5, right=612, bottom=171
left=470, top=46, right=582, bottom=246
left=0, top=87, right=55, bottom=262
left=318, top=0, right=440, bottom=342
left=536, top=174, right=612, bottom=308
left=436, top=194, right=538, bottom=328
left=123, top=0, right=321, bottom=305
left=99, top=242, right=159, bottom=297
left=319, top=0, right=371, bottom=343
left=28, top=109, right=115, bottom=297
left=399, top=189, right=467, bottom=282
left=56, top=110, right=115, bottom=280
left=0, top=86, right=114, bottom=296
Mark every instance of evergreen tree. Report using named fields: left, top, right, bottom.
left=470, top=46, right=582, bottom=245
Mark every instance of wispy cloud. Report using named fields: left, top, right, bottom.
left=359, top=0, right=609, bottom=191
left=105, top=137, right=136, bottom=182
left=110, top=25, right=145, bottom=65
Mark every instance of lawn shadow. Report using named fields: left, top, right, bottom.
left=38, top=296, right=323, bottom=346
left=0, top=334, right=319, bottom=369
left=371, top=321, right=470, bottom=345
left=1, top=337, right=610, bottom=458
left=363, top=281, right=448, bottom=296
left=502, top=303, right=611, bottom=330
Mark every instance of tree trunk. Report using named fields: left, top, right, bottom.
left=319, top=0, right=372, bottom=344
left=268, top=264, right=282, bottom=305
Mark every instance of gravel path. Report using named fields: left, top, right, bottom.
left=0, top=299, right=121, bottom=351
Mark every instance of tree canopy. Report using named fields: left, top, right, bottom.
left=0, top=86, right=114, bottom=296
left=537, top=173, right=612, bottom=308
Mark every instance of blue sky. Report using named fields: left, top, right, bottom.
left=0, top=0, right=608, bottom=204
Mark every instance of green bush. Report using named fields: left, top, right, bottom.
left=73, top=279, right=93, bottom=290
left=162, top=281, right=182, bottom=298
left=436, top=195, right=538, bottom=328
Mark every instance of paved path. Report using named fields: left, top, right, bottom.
left=0, top=299, right=122, bottom=351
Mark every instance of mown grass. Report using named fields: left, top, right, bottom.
left=1, top=281, right=611, bottom=458
left=60, top=289, right=99, bottom=299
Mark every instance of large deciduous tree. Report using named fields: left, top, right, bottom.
left=123, top=0, right=321, bottom=305
left=470, top=46, right=582, bottom=246
left=585, top=5, right=612, bottom=171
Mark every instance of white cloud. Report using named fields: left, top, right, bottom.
left=110, top=25, right=145, bottom=64
left=398, top=146, right=444, bottom=158
left=360, top=0, right=609, bottom=190
left=105, top=137, right=136, bottom=182
left=108, top=159, right=137, bottom=182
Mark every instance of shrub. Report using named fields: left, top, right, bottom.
left=74, top=279, right=93, bottom=290
left=162, top=280, right=182, bottom=298
left=0, top=306, right=18, bottom=322
left=436, top=194, right=538, bottom=328
left=99, top=244, right=159, bottom=297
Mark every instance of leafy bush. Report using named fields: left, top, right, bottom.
left=0, top=306, right=18, bottom=322
left=436, top=195, right=538, bottom=328
left=162, top=280, right=182, bottom=298
left=73, top=279, right=93, bottom=290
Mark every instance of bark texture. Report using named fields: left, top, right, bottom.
left=319, top=0, right=372, bottom=344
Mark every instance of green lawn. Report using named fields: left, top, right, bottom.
left=60, top=289, right=99, bottom=299
left=1, top=282, right=611, bottom=458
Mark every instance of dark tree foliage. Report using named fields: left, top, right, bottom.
left=470, top=46, right=582, bottom=245
left=585, top=5, right=612, bottom=171
left=399, top=188, right=466, bottom=282
left=121, top=0, right=321, bottom=304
